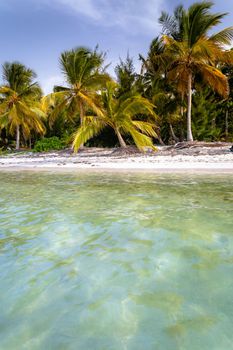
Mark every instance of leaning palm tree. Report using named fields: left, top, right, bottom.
left=44, top=47, right=110, bottom=147
left=159, top=1, right=233, bottom=141
left=0, top=62, right=45, bottom=149
left=72, top=82, right=158, bottom=151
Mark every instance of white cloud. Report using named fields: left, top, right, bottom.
left=24, top=0, right=167, bottom=92
left=45, top=0, right=164, bottom=33
left=40, top=75, right=64, bottom=95
left=56, top=0, right=102, bottom=20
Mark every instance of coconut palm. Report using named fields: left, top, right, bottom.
left=115, top=55, right=137, bottom=97
left=159, top=1, right=233, bottom=141
left=44, top=47, right=110, bottom=146
left=0, top=62, right=45, bottom=149
left=139, top=37, right=183, bottom=144
left=72, top=82, right=158, bottom=151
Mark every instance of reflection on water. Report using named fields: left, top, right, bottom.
left=0, top=171, right=233, bottom=350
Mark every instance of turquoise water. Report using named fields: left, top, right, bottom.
left=0, top=171, right=233, bottom=350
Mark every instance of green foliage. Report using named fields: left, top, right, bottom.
left=157, top=1, right=233, bottom=141
left=115, top=55, right=137, bottom=97
left=192, top=88, right=221, bottom=141
left=45, top=46, right=109, bottom=126
left=0, top=146, right=8, bottom=155
left=72, top=81, right=158, bottom=151
left=0, top=62, right=45, bottom=149
left=2, top=62, right=41, bottom=97
left=33, top=137, right=65, bottom=152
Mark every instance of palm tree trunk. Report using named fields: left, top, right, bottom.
left=187, top=73, right=193, bottom=142
left=16, top=125, right=20, bottom=150
left=79, top=102, right=84, bottom=148
left=157, top=135, right=165, bottom=146
left=180, top=92, right=185, bottom=141
left=115, top=128, right=127, bottom=148
left=181, top=92, right=184, bottom=119
left=169, top=123, right=179, bottom=143
left=225, top=109, right=229, bottom=140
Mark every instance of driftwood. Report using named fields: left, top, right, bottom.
left=111, top=146, right=142, bottom=156
left=171, top=141, right=232, bottom=149
left=157, top=141, right=232, bottom=156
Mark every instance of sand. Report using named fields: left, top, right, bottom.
left=0, top=144, right=232, bottom=173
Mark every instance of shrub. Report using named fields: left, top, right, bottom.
left=33, top=137, right=65, bottom=152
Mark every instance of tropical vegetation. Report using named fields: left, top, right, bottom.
left=0, top=63, right=45, bottom=149
left=72, top=81, right=158, bottom=151
left=0, top=1, right=232, bottom=151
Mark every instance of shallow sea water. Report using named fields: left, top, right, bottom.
left=0, top=171, right=232, bottom=350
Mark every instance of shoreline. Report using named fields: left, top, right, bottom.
left=0, top=145, right=232, bottom=173
left=0, top=167, right=233, bottom=175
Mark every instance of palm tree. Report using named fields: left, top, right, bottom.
left=44, top=47, right=110, bottom=147
left=114, top=55, right=137, bottom=97
left=159, top=1, right=233, bottom=141
left=0, top=62, right=45, bottom=149
left=140, top=37, right=184, bottom=144
left=72, top=82, right=158, bottom=151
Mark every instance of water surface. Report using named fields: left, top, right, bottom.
left=0, top=171, right=233, bottom=350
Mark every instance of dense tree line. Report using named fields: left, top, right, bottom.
left=0, top=1, right=233, bottom=151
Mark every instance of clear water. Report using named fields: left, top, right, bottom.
left=0, top=171, right=233, bottom=350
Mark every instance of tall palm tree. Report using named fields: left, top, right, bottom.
left=159, top=1, right=233, bottom=141
left=72, top=82, right=158, bottom=151
left=44, top=47, right=110, bottom=147
left=0, top=62, right=45, bottom=149
left=140, top=37, right=183, bottom=144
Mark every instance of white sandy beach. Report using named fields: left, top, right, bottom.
left=0, top=145, right=232, bottom=172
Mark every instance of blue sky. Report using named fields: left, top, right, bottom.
left=0, top=0, right=232, bottom=93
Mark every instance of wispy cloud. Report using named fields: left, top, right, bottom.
left=40, top=75, right=64, bottom=95
left=55, top=0, right=102, bottom=20
left=45, top=0, right=164, bottom=33
left=1, top=0, right=165, bottom=33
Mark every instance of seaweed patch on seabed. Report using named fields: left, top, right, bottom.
left=166, top=316, right=216, bottom=338
left=131, top=292, right=183, bottom=314
left=171, top=246, right=222, bottom=270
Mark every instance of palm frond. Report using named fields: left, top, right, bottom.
left=2, top=62, right=37, bottom=93
left=72, top=116, right=105, bottom=152
left=209, top=27, right=233, bottom=47
left=78, top=91, right=104, bottom=117
left=131, top=120, right=157, bottom=137
left=53, top=85, right=70, bottom=92
left=0, top=86, right=15, bottom=95
left=0, top=112, right=10, bottom=128
left=199, top=64, right=229, bottom=97
left=41, top=93, right=56, bottom=112
left=159, top=7, right=184, bottom=41
left=48, top=97, right=70, bottom=127
left=125, top=125, right=156, bottom=151
left=191, top=37, right=220, bottom=62
left=187, top=2, right=227, bottom=46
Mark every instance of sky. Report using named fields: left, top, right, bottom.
left=0, top=0, right=232, bottom=94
